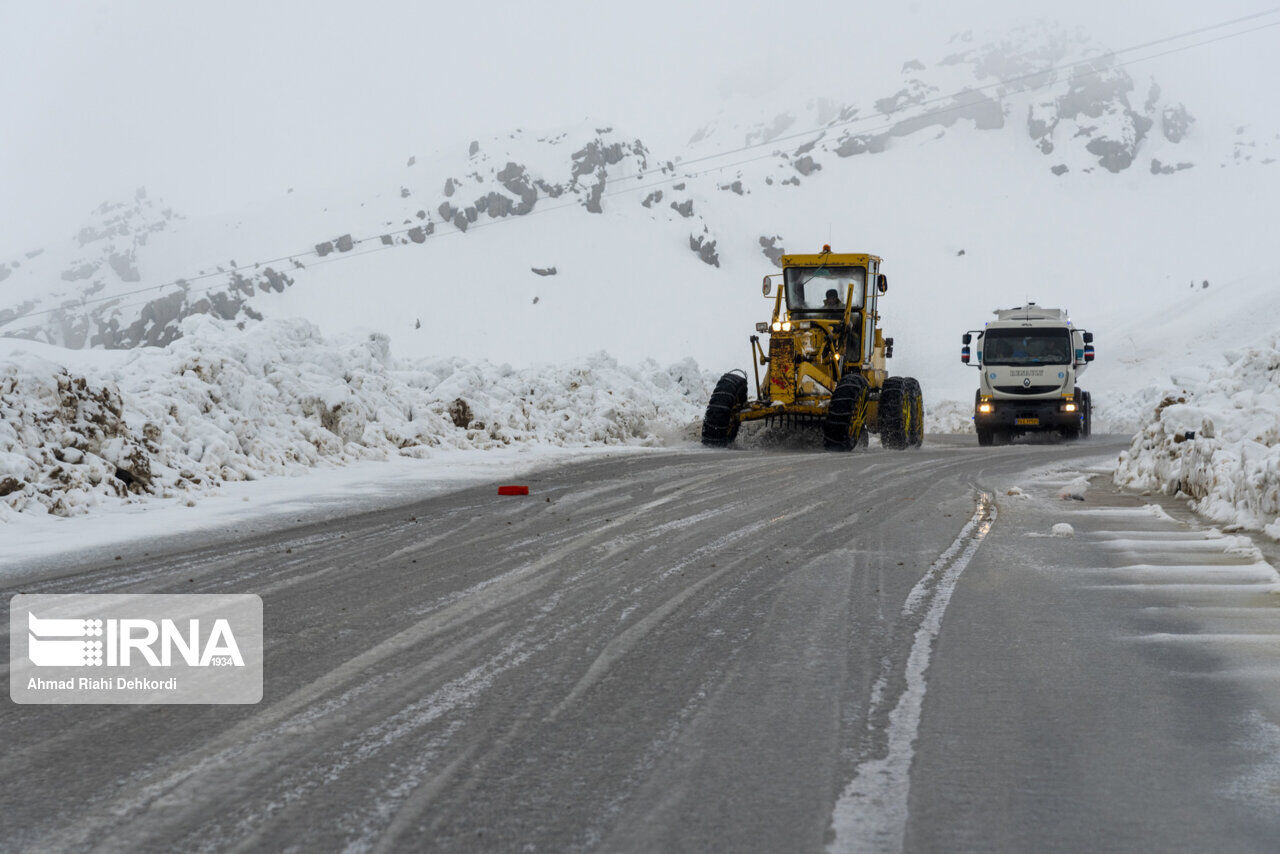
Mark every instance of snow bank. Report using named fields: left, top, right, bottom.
left=1058, top=476, right=1090, bottom=501
left=1, top=317, right=712, bottom=520
left=925, top=398, right=975, bottom=434
left=1115, top=335, right=1280, bottom=540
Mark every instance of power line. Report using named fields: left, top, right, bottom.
left=5, top=11, right=1278, bottom=331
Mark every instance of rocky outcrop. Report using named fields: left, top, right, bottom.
left=61, top=262, right=98, bottom=281
left=406, top=223, right=433, bottom=243
left=1150, top=158, right=1193, bottom=175
left=759, top=236, right=785, bottom=268
left=571, top=137, right=646, bottom=213
left=744, top=113, right=795, bottom=146
left=794, top=156, right=821, bottom=176
left=689, top=234, right=719, bottom=268
left=834, top=133, right=882, bottom=157
left=1162, top=104, right=1194, bottom=142
left=495, top=162, right=539, bottom=214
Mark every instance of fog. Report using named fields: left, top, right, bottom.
left=3, top=0, right=1278, bottom=251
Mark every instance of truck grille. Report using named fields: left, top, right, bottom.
left=995, top=384, right=1059, bottom=395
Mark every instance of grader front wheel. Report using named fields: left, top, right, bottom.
left=701, top=371, right=748, bottom=447
left=823, top=374, right=871, bottom=451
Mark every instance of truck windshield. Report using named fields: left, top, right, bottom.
left=982, top=328, right=1072, bottom=365
left=784, top=266, right=865, bottom=313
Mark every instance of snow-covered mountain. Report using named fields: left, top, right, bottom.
left=1, top=22, right=1276, bottom=409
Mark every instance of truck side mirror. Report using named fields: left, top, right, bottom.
left=961, top=345, right=971, bottom=363
left=762, top=277, right=772, bottom=297
left=1084, top=344, right=1095, bottom=362
left=1082, top=331, right=1093, bottom=343
left=876, top=274, right=888, bottom=294
left=962, top=333, right=972, bottom=345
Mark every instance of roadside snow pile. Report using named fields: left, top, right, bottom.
left=0, top=317, right=712, bottom=519
left=1089, top=387, right=1171, bottom=435
left=925, top=398, right=974, bottom=434
left=1115, top=336, right=1280, bottom=539
left=1058, top=476, right=1090, bottom=501
left=1051, top=522, right=1075, bottom=537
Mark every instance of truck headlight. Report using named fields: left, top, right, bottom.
left=1063, top=402, right=1077, bottom=412
left=978, top=402, right=993, bottom=413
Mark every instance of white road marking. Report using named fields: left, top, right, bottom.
left=828, top=493, right=996, bottom=854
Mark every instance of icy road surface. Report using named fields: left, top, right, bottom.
left=3, top=435, right=1280, bottom=852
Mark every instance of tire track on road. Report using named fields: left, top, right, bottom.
left=828, top=492, right=997, bottom=854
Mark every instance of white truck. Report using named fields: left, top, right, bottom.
left=961, top=303, right=1094, bottom=446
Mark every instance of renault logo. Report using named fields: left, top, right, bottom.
left=1022, top=377, right=1032, bottom=387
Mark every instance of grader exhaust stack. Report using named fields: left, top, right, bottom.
left=701, top=247, right=923, bottom=451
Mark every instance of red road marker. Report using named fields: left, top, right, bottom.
left=497, top=485, right=529, bottom=496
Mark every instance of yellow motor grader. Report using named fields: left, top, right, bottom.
left=701, top=247, right=923, bottom=451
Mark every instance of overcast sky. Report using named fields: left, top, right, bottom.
left=3, top=0, right=1278, bottom=252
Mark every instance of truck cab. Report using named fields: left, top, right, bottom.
left=961, top=303, right=1094, bottom=445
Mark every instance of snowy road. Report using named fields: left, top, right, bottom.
left=4, top=435, right=1280, bottom=852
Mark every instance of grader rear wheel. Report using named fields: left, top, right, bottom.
left=905, top=377, right=924, bottom=447
left=879, top=376, right=924, bottom=450
left=823, top=374, right=871, bottom=451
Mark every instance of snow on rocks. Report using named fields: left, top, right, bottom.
left=1051, top=522, right=1075, bottom=537
left=1115, top=334, right=1280, bottom=539
left=1, top=317, right=712, bottom=520
left=0, top=352, right=152, bottom=518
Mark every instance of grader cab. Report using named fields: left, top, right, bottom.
left=701, top=248, right=924, bottom=451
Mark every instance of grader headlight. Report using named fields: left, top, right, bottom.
left=772, top=320, right=782, bottom=332
left=781, top=321, right=792, bottom=332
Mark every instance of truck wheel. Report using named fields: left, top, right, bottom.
left=878, top=377, right=912, bottom=449
left=701, top=371, right=748, bottom=447
left=977, top=428, right=994, bottom=447
left=823, top=374, right=871, bottom=451
left=1081, top=391, right=1092, bottom=437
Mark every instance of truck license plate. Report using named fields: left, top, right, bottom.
left=1016, top=417, right=1039, bottom=426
